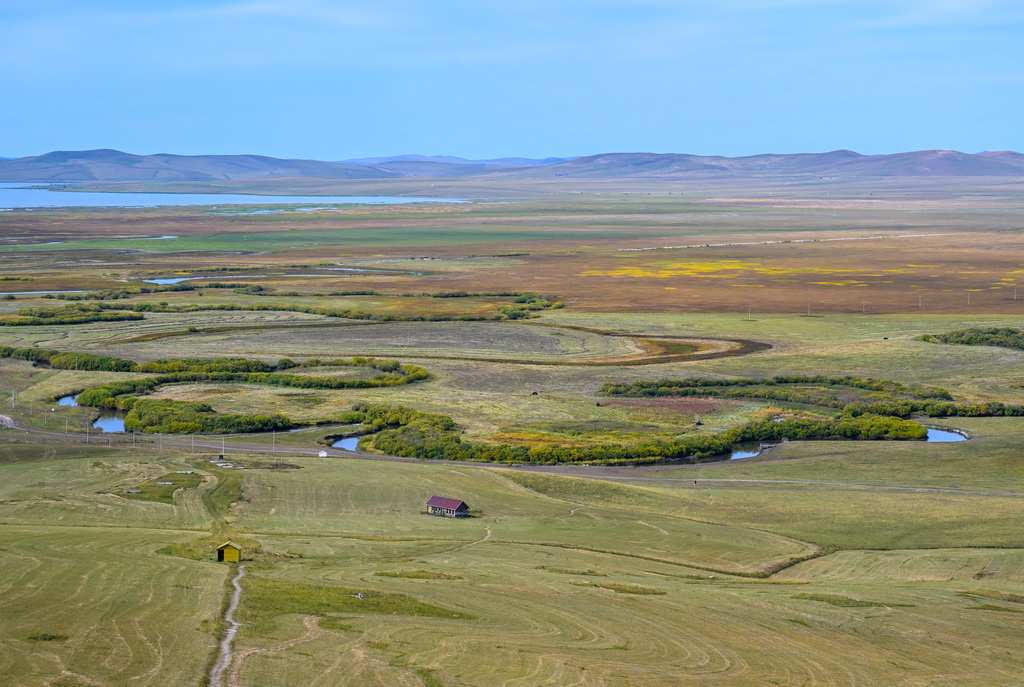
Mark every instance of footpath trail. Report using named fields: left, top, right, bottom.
left=209, top=564, right=246, bottom=687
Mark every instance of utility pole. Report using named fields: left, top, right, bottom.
left=918, top=294, right=922, bottom=308
left=272, top=430, right=276, bottom=453
left=65, top=417, right=68, bottom=436
left=861, top=300, right=866, bottom=313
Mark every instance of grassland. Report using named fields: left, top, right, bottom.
left=2, top=180, right=1024, bottom=685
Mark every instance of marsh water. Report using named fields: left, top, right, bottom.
left=57, top=395, right=126, bottom=432
left=92, top=413, right=126, bottom=433
left=729, top=442, right=764, bottom=460
left=728, top=427, right=965, bottom=460
left=142, top=269, right=392, bottom=284
left=332, top=437, right=360, bottom=450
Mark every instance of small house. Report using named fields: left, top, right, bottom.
left=426, top=496, right=470, bottom=517
left=217, top=541, right=242, bottom=563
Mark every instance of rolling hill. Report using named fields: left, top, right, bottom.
left=1, top=148, right=1023, bottom=183
left=488, top=149, right=1024, bottom=178
left=0, top=149, right=402, bottom=182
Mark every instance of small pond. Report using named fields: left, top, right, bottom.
left=57, top=395, right=78, bottom=406
left=926, top=428, right=967, bottom=442
left=92, top=411, right=126, bottom=433
left=332, top=437, right=360, bottom=450
left=729, top=442, right=765, bottom=460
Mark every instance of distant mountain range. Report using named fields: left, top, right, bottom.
left=2, top=148, right=1023, bottom=182
left=340, top=154, right=575, bottom=166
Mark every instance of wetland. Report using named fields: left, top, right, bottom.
left=2, top=178, right=1023, bottom=686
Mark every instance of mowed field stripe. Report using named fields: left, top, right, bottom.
left=0, top=525, right=225, bottom=687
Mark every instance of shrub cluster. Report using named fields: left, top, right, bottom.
left=120, top=398, right=290, bottom=434
left=0, top=346, right=135, bottom=371
left=599, top=374, right=1024, bottom=423
left=347, top=403, right=926, bottom=466
left=845, top=400, right=1024, bottom=418
left=51, top=286, right=562, bottom=321
left=0, top=346, right=428, bottom=387
left=58, top=354, right=430, bottom=434
left=0, top=304, right=144, bottom=326
left=134, top=357, right=276, bottom=374
left=600, top=375, right=951, bottom=401
left=919, top=327, right=1024, bottom=351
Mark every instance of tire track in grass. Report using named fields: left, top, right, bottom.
left=437, top=526, right=492, bottom=554
left=228, top=615, right=321, bottom=687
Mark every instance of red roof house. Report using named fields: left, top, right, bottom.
left=426, top=495, right=470, bottom=517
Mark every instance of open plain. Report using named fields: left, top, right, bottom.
left=2, top=176, right=1023, bottom=686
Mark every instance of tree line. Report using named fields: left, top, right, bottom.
left=599, top=374, right=1024, bottom=420
left=42, top=285, right=563, bottom=322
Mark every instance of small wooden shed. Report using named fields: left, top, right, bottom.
left=426, top=496, right=470, bottom=517
left=217, top=541, right=241, bottom=562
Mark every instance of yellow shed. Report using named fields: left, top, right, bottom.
left=217, top=541, right=241, bottom=563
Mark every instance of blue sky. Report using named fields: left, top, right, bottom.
left=1, top=0, right=1021, bottom=159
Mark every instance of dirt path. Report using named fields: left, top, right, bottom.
left=441, top=526, right=492, bottom=554
left=209, top=565, right=246, bottom=687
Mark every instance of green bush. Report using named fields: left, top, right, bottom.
left=344, top=403, right=927, bottom=466
left=919, top=327, right=1024, bottom=350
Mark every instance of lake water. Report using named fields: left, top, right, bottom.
left=332, top=437, right=360, bottom=450
left=0, top=183, right=466, bottom=210
left=57, top=395, right=78, bottom=406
